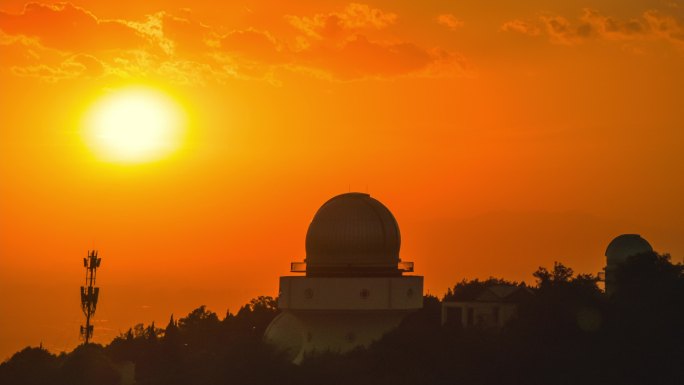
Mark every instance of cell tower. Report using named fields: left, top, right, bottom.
left=80, top=250, right=101, bottom=344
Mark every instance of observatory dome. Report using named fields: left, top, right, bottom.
left=305, top=193, right=401, bottom=276
left=605, top=234, right=653, bottom=266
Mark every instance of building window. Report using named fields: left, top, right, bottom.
left=407, top=288, right=414, bottom=298
left=304, top=288, right=314, bottom=299
left=360, top=288, right=370, bottom=299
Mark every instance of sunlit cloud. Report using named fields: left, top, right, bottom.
left=0, top=2, right=146, bottom=51
left=437, top=14, right=464, bottom=31
left=286, top=2, right=397, bottom=39
left=500, top=19, right=541, bottom=36
left=0, top=2, right=467, bottom=82
left=12, top=53, right=105, bottom=82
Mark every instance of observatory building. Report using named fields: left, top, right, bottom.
left=604, top=234, right=653, bottom=296
left=264, top=193, right=423, bottom=363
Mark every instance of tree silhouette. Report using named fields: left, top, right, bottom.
left=0, top=346, right=59, bottom=385
left=4, top=260, right=683, bottom=385
left=226, top=295, right=279, bottom=335
left=443, top=277, right=520, bottom=301
left=58, top=344, right=119, bottom=385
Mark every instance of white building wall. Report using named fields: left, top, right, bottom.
left=279, top=276, right=423, bottom=310
left=266, top=276, right=423, bottom=363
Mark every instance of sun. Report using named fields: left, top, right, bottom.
left=83, top=86, right=186, bottom=163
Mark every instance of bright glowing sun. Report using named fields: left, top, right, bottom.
left=83, top=86, right=186, bottom=163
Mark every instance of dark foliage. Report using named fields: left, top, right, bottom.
left=0, top=346, right=59, bottom=385
left=443, top=277, right=521, bottom=301
left=2, top=254, right=682, bottom=385
left=57, top=344, right=120, bottom=385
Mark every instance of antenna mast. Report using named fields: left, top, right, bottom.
left=80, top=250, right=101, bottom=344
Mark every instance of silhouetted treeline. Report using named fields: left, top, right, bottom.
left=1, top=252, right=682, bottom=385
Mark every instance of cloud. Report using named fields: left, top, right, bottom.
left=437, top=14, right=464, bottom=31
left=342, top=3, right=397, bottom=29
left=283, top=4, right=466, bottom=80
left=0, top=29, right=106, bottom=81
left=140, top=11, right=218, bottom=56
left=286, top=3, right=397, bottom=40
left=297, top=35, right=431, bottom=79
left=641, top=10, right=684, bottom=45
left=502, top=8, right=684, bottom=49
left=540, top=14, right=582, bottom=45
left=0, top=3, right=273, bottom=83
left=11, top=53, right=105, bottom=82
left=579, top=8, right=647, bottom=40
left=500, top=19, right=541, bottom=36
left=11, top=62, right=79, bottom=82
left=219, top=29, right=285, bottom=63
left=0, top=2, right=146, bottom=52
left=0, top=2, right=466, bottom=82
left=0, top=31, right=47, bottom=66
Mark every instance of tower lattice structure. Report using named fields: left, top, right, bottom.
left=80, top=250, right=101, bottom=344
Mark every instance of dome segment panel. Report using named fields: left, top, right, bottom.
left=305, top=193, right=401, bottom=276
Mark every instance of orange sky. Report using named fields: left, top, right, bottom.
left=1, top=0, right=683, bottom=359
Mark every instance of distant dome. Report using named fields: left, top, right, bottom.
left=305, top=193, right=401, bottom=276
left=605, top=234, right=653, bottom=266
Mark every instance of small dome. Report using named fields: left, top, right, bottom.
left=305, top=193, right=401, bottom=276
left=605, top=234, right=653, bottom=266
